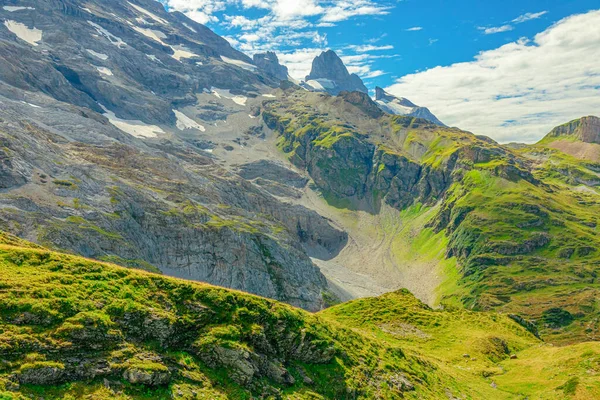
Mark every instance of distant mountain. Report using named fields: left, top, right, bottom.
left=374, top=87, right=445, bottom=126
left=253, top=51, right=289, bottom=81
left=538, top=116, right=600, bottom=161
left=541, top=115, right=600, bottom=144
left=302, top=50, right=368, bottom=95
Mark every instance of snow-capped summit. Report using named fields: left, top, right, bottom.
left=375, top=87, right=445, bottom=126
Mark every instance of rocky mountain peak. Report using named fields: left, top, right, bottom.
left=306, top=50, right=350, bottom=82
left=374, top=86, right=445, bottom=126
left=253, top=51, right=289, bottom=81
left=544, top=116, right=600, bottom=144
left=375, top=86, right=416, bottom=107
left=303, top=50, right=368, bottom=95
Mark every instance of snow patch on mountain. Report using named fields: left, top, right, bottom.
left=88, top=21, right=127, bottom=48
left=86, top=49, right=109, bottom=60
left=127, top=2, right=167, bottom=25
left=131, top=25, right=167, bottom=45
left=3, top=6, right=35, bottom=12
left=170, top=45, right=197, bottom=61
left=174, top=110, right=205, bottom=131
left=305, top=79, right=335, bottom=91
left=102, top=106, right=165, bottom=138
left=182, top=23, right=196, bottom=33
left=221, top=56, right=257, bottom=72
left=374, top=87, right=445, bottom=126
left=21, top=101, right=41, bottom=108
left=210, top=88, right=248, bottom=106
left=3, top=20, right=42, bottom=46
left=95, top=66, right=113, bottom=76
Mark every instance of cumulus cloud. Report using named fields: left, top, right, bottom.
left=385, top=10, right=600, bottom=143
left=277, top=48, right=324, bottom=79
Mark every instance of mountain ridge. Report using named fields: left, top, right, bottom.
left=1, top=4, right=600, bottom=399
left=374, top=86, right=445, bottom=126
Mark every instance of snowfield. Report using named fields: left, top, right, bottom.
left=88, top=21, right=127, bottom=48
left=221, top=56, right=257, bottom=72
left=3, top=6, right=35, bottom=12
left=86, top=49, right=109, bottom=60
left=102, top=106, right=165, bottom=138
left=174, top=110, right=206, bottom=132
left=4, top=20, right=42, bottom=46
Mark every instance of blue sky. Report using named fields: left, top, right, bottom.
left=161, top=0, right=600, bottom=142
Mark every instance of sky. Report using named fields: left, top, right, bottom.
left=158, top=0, right=600, bottom=143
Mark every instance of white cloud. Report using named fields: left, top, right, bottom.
left=406, top=26, right=422, bottom=31
left=346, top=44, right=394, bottom=52
left=386, top=10, right=600, bottom=143
left=272, top=0, right=323, bottom=20
left=513, top=11, right=548, bottom=24
left=480, top=24, right=514, bottom=34
left=240, top=32, right=260, bottom=42
left=163, top=0, right=389, bottom=26
left=163, top=0, right=227, bottom=23
left=278, top=48, right=325, bottom=79
left=320, top=1, right=391, bottom=23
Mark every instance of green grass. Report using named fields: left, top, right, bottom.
left=261, top=91, right=600, bottom=345
left=0, top=232, right=599, bottom=399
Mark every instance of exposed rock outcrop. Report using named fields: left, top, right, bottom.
left=303, top=50, right=368, bottom=95
left=253, top=51, right=289, bottom=81
left=542, top=116, right=600, bottom=144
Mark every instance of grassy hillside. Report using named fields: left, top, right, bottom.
left=1, top=232, right=599, bottom=399
left=0, top=233, right=476, bottom=399
left=322, top=291, right=600, bottom=399
left=261, top=89, right=600, bottom=344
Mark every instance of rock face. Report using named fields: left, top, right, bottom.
left=542, top=116, right=600, bottom=144
left=0, top=0, right=349, bottom=311
left=253, top=51, right=289, bottom=81
left=0, top=0, right=266, bottom=126
left=375, top=87, right=445, bottom=126
left=303, top=50, right=368, bottom=95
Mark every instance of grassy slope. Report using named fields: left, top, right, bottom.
left=262, top=91, right=600, bottom=344
left=0, top=233, right=479, bottom=399
left=2, top=233, right=599, bottom=399
left=321, top=291, right=600, bottom=399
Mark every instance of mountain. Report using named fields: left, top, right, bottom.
left=374, top=86, right=445, bottom=126
left=0, top=0, right=351, bottom=311
left=302, top=50, right=368, bottom=95
left=2, top=232, right=599, bottom=399
left=537, top=116, right=600, bottom=162
left=543, top=115, right=600, bottom=144
left=2, top=2, right=600, bottom=397
left=253, top=51, right=289, bottom=81
left=263, top=87, right=600, bottom=344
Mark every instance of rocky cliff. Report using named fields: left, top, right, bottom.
left=542, top=115, right=600, bottom=144
left=261, top=86, right=600, bottom=342
left=253, top=51, right=289, bottom=81
left=303, top=50, right=368, bottom=95
left=0, top=0, right=349, bottom=311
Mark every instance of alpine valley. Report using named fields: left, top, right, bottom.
left=0, top=0, right=599, bottom=399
